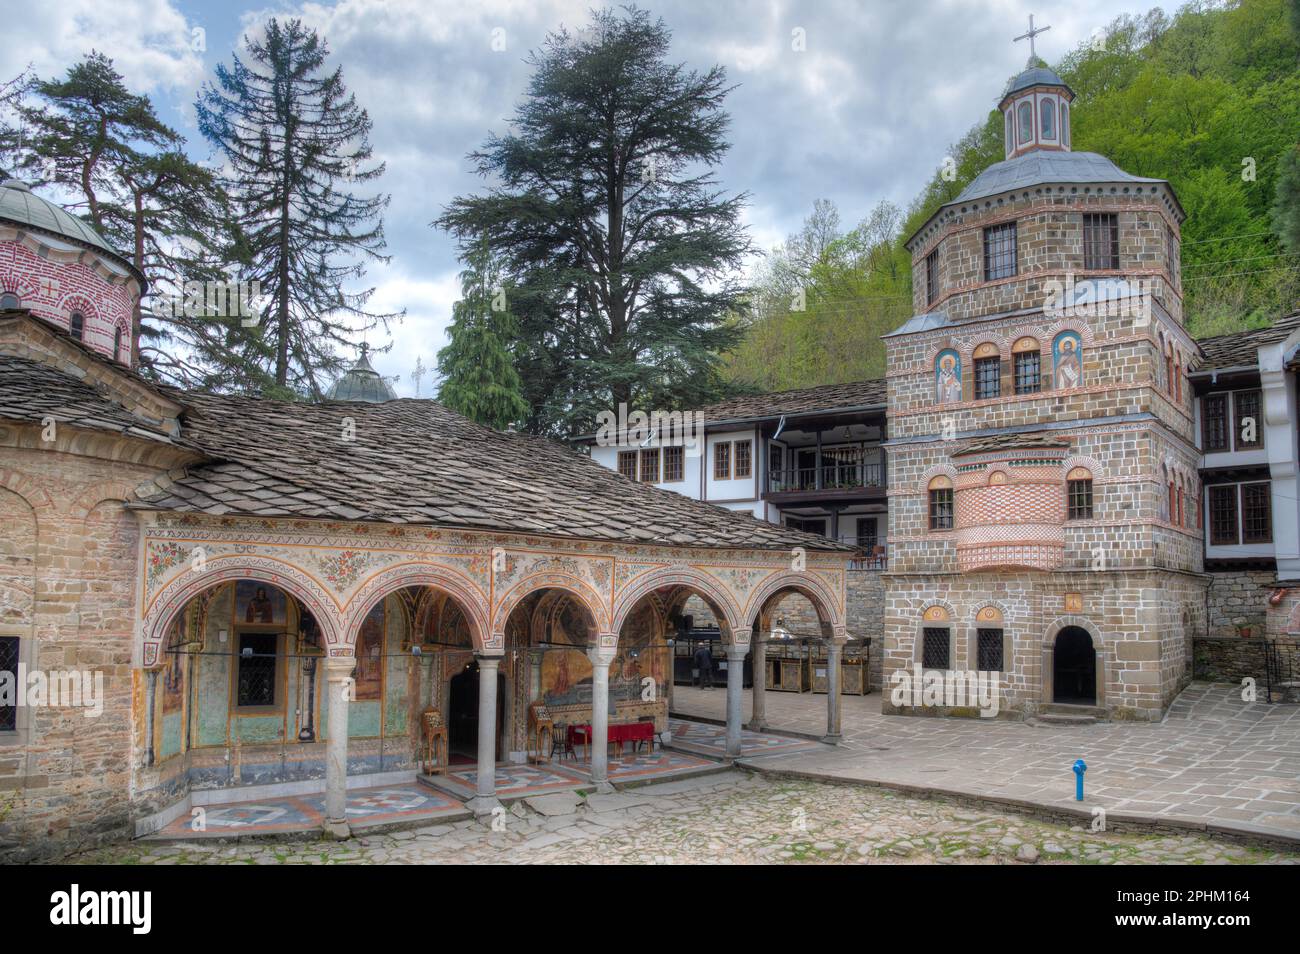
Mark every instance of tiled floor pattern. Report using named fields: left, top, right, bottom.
left=152, top=783, right=464, bottom=838
left=666, top=717, right=827, bottom=758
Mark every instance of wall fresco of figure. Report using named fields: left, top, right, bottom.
left=936, top=349, right=962, bottom=403
left=1053, top=331, right=1082, bottom=389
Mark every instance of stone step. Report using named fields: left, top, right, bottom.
left=1031, top=713, right=1098, bottom=727
left=1039, top=703, right=1107, bottom=719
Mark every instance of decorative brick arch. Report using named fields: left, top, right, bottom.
left=611, top=565, right=743, bottom=640
left=492, top=571, right=610, bottom=642
left=1043, top=615, right=1104, bottom=647
left=0, top=468, right=56, bottom=512
left=341, top=561, right=491, bottom=654
left=743, top=571, right=844, bottom=637
left=140, top=555, right=342, bottom=668
left=918, top=462, right=958, bottom=494
left=69, top=480, right=140, bottom=520
left=1061, top=455, right=1104, bottom=481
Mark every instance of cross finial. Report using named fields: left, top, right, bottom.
left=1014, top=14, right=1050, bottom=61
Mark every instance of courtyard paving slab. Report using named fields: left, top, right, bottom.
left=672, top=682, right=1300, bottom=844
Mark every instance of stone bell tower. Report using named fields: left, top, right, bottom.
left=880, top=20, right=1207, bottom=722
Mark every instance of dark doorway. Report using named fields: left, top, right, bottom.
left=448, top=662, right=505, bottom=762
left=1053, top=627, right=1096, bottom=705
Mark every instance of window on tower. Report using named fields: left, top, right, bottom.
left=974, top=351, right=1001, bottom=400
left=1083, top=214, right=1120, bottom=270
left=928, top=476, right=954, bottom=531
left=1039, top=98, right=1055, bottom=139
left=1017, top=100, right=1033, bottom=144
left=1061, top=103, right=1070, bottom=147
left=983, top=222, right=1017, bottom=280
left=926, top=248, right=940, bottom=306
left=69, top=311, right=85, bottom=340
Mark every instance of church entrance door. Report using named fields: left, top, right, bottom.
left=1052, top=627, right=1096, bottom=705
left=448, top=662, right=505, bottom=762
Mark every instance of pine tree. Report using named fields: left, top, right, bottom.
left=13, top=53, right=258, bottom=386
left=197, top=18, right=400, bottom=398
left=437, top=242, right=529, bottom=430
left=437, top=6, right=750, bottom=436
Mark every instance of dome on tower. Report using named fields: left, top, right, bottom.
left=998, top=58, right=1075, bottom=161
left=326, top=348, right=397, bottom=402
left=0, top=179, right=142, bottom=284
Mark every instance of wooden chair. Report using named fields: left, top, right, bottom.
left=421, top=707, right=447, bottom=776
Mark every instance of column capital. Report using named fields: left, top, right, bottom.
left=587, top=642, right=618, bottom=665
left=724, top=643, right=749, bottom=661
left=323, top=656, right=355, bottom=679
left=475, top=653, right=503, bottom=670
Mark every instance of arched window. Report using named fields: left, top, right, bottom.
left=1013, top=337, right=1041, bottom=394
left=1176, top=477, right=1185, bottom=526
left=1017, top=101, right=1033, bottom=144
left=1174, top=353, right=1183, bottom=403
left=69, top=311, right=84, bottom=340
left=1166, top=348, right=1175, bottom=396
left=928, top=476, right=954, bottom=531
left=921, top=606, right=952, bottom=670
left=974, top=342, right=1001, bottom=400
left=1061, top=103, right=1069, bottom=147
left=0, top=291, right=19, bottom=310
left=974, top=605, right=1004, bottom=671
left=114, top=325, right=124, bottom=362
left=1005, top=110, right=1014, bottom=155
left=1040, top=97, right=1055, bottom=140
left=1067, top=467, right=1093, bottom=520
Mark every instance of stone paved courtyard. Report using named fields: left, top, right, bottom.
left=66, top=771, right=1298, bottom=865
left=673, top=682, right=1300, bottom=840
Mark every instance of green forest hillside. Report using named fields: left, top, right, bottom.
left=727, top=0, right=1300, bottom=392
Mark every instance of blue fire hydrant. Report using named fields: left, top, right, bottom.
left=1073, top=759, right=1087, bottom=801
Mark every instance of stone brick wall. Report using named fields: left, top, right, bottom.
left=907, top=189, right=1183, bottom=324
left=0, top=239, right=136, bottom=363
left=1192, top=635, right=1300, bottom=690
left=0, top=437, right=187, bottom=862
left=1205, top=570, right=1274, bottom=637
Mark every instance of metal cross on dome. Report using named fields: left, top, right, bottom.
left=1014, top=14, right=1051, bottom=60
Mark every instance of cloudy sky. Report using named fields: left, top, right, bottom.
left=0, top=0, right=1170, bottom=394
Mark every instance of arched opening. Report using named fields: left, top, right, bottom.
left=1053, top=626, right=1096, bottom=705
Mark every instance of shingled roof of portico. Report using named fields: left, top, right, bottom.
left=135, top=389, right=853, bottom=551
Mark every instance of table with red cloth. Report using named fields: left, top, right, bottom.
left=566, top=721, right=655, bottom=759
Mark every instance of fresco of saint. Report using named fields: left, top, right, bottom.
left=936, top=351, right=961, bottom=403
left=1054, top=333, right=1082, bottom=390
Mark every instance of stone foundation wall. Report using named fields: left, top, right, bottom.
left=1205, top=570, right=1274, bottom=637
left=1193, top=635, right=1300, bottom=692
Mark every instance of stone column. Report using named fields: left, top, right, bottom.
left=725, top=643, right=748, bottom=758
left=323, top=656, right=354, bottom=838
left=467, top=654, right=502, bottom=814
left=588, top=642, right=617, bottom=793
left=748, top=632, right=768, bottom=731
left=144, top=668, right=158, bottom=766
left=822, top=637, right=846, bottom=744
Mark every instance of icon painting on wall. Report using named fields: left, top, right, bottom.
left=235, top=581, right=287, bottom=625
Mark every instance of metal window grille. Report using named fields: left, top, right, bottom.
left=1083, top=213, right=1119, bottom=270
left=663, top=445, right=684, bottom=482
left=929, top=488, right=954, bottom=530
left=1014, top=350, right=1040, bottom=394
left=926, top=249, right=940, bottom=305
left=0, top=636, right=17, bottom=731
left=1242, top=482, right=1272, bottom=543
left=983, top=222, right=1017, bottom=280
left=1202, top=393, right=1228, bottom=452
left=976, top=628, right=1003, bottom=671
left=975, top=356, right=1001, bottom=400
left=1068, top=479, right=1094, bottom=520
left=1209, top=485, right=1239, bottom=546
left=922, top=628, right=950, bottom=669
left=236, top=633, right=278, bottom=708
left=1234, top=390, right=1262, bottom=450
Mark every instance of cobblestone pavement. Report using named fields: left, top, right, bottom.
left=673, top=682, right=1300, bottom=839
left=67, top=771, right=1297, bottom=865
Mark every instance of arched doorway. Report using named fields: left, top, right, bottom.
left=448, top=659, right=505, bottom=763
left=1053, top=626, right=1096, bottom=704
